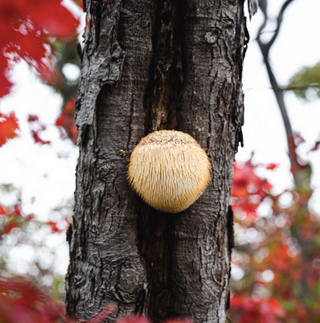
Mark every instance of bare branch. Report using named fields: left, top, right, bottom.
left=245, top=84, right=320, bottom=92
left=256, top=0, right=296, bottom=168
left=266, top=0, right=295, bottom=52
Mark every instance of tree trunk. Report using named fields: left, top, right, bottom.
left=65, top=0, right=247, bottom=322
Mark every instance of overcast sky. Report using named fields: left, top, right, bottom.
left=239, top=0, right=320, bottom=213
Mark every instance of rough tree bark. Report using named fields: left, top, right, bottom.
left=66, top=1, right=248, bottom=322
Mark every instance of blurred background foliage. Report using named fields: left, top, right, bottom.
left=0, top=0, right=320, bottom=322
left=288, top=63, right=320, bottom=101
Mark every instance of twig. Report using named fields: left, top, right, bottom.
left=265, top=0, right=295, bottom=53
left=245, top=85, right=320, bottom=92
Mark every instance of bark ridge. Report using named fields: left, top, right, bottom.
left=66, top=1, right=247, bottom=322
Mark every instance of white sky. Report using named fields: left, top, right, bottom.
left=239, top=0, right=320, bottom=213
left=0, top=0, right=320, bottom=275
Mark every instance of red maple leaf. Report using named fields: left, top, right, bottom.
left=0, top=112, right=19, bottom=147
left=45, top=221, right=60, bottom=233
left=266, top=163, right=279, bottom=170
left=27, top=115, right=39, bottom=122
left=55, top=98, right=78, bottom=143
left=0, top=0, right=79, bottom=99
left=31, top=129, right=50, bottom=145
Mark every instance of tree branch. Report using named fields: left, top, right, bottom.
left=245, top=84, right=320, bottom=92
left=265, top=0, right=295, bottom=53
left=256, top=0, right=296, bottom=168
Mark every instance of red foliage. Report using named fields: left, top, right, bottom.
left=0, top=112, right=19, bottom=147
left=310, top=140, right=320, bottom=152
left=231, top=159, right=273, bottom=221
left=31, top=129, right=50, bottom=145
left=26, top=213, right=35, bottom=221
left=116, top=316, right=151, bottom=323
left=0, top=0, right=79, bottom=148
left=0, top=203, right=30, bottom=238
left=55, top=98, right=78, bottom=143
left=45, top=221, right=60, bottom=233
left=13, top=203, right=21, bottom=216
left=72, top=0, right=84, bottom=9
left=116, top=317, right=192, bottom=323
left=27, top=114, right=51, bottom=145
left=45, top=220, right=70, bottom=233
left=0, top=277, right=65, bottom=323
left=0, top=275, right=192, bottom=323
left=288, top=133, right=310, bottom=174
left=1, top=221, right=18, bottom=235
left=162, top=320, right=192, bottom=323
left=266, top=163, right=279, bottom=170
left=27, top=115, right=39, bottom=122
left=0, top=0, right=79, bottom=98
left=0, top=59, right=13, bottom=99
left=229, top=139, right=320, bottom=323
left=0, top=205, right=10, bottom=215
left=231, top=295, right=284, bottom=323
left=87, top=304, right=118, bottom=323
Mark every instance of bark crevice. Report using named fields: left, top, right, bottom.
left=138, top=1, right=187, bottom=320
left=66, top=1, right=247, bottom=322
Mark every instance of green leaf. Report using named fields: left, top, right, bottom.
left=288, top=62, right=320, bottom=101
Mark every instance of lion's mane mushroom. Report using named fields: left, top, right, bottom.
left=127, top=130, right=211, bottom=213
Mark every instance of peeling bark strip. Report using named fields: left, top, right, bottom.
left=66, top=0, right=247, bottom=322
